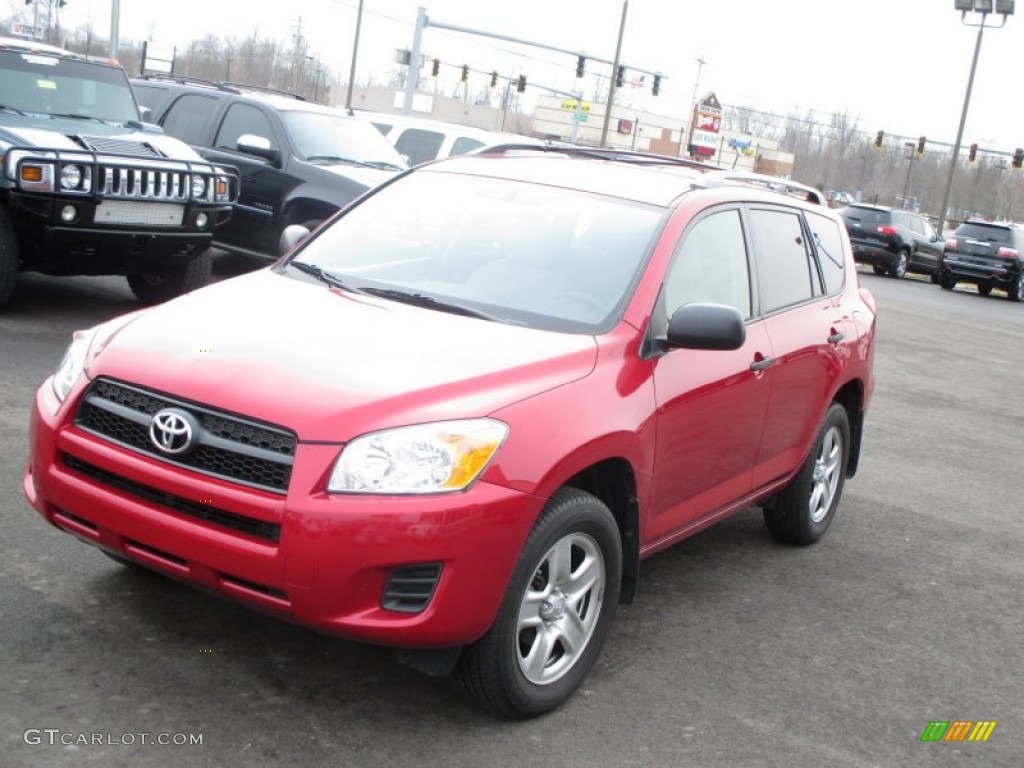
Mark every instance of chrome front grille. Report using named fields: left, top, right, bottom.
left=101, top=166, right=191, bottom=201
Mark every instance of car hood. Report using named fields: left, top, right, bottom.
left=318, top=162, right=400, bottom=188
left=87, top=269, right=598, bottom=442
left=0, top=115, right=203, bottom=161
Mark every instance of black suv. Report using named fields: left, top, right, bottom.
left=839, top=204, right=943, bottom=281
left=0, top=38, right=238, bottom=308
left=130, top=78, right=407, bottom=262
left=940, top=220, right=1024, bottom=301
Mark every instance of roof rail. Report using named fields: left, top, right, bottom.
left=221, top=82, right=306, bottom=100
left=135, top=74, right=242, bottom=94
left=697, top=171, right=826, bottom=205
left=476, top=143, right=710, bottom=170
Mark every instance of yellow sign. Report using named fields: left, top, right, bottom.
left=561, top=100, right=591, bottom=113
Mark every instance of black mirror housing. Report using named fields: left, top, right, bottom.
left=665, top=303, right=746, bottom=351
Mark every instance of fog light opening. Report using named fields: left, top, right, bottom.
left=60, top=205, right=77, bottom=223
left=196, top=212, right=209, bottom=229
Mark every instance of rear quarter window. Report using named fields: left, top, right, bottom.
left=806, top=211, right=846, bottom=295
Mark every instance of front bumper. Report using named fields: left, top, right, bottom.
left=24, top=380, right=538, bottom=648
left=7, top=191, right=231, bottom=274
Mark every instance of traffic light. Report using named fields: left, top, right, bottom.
left=968, top=143, right=978, bottom=162
left=516, top=74, right=526, bottom=93
left=490, top=70, right=498, bottom=88
left=917, top=136, right=926, bottom=155
left=575, top=56, right=585, bottom=78
left=1013, top=148, right=1024, bottom=169
left=652, top=74, right=661, bottom=96
left=460, top=64, right=468, bottom=82
left=431, top=58, right=440, bottom=77
left=615, top=65, right=625, bottom=88
left=874, top=130, right=884, bottom=148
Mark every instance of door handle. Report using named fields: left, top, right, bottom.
left=828, top=330, right=845, bottom=344
left=750, top=355, right=774, bottom=372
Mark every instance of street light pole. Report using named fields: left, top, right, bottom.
left=344, top=0, right=365, bottom=114
left=936, top=2, right=1013, bottom=233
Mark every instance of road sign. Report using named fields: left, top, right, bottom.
left=572, top=112, right=588, bottom=123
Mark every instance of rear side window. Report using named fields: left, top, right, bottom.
left=749, top=208, right=819, bottom=312
left=160, top=93, right=218, bottom=146
left=394, top=128, right=444, bottom=165
left=451, top=137, right=486, bottom=157
left=806, top=211, right=846, bottom=295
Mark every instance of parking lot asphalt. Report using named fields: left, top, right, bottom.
left=1, top=265, right=1021, bottom=768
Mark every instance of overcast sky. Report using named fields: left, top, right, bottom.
left=39, top=0, right=1024, bottom=151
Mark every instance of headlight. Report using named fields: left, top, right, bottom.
left=52, top=327, right=98, bottom=403
left=328, top=419, right=508, bottom=494
left=60, top=164, right=83, bottom=190
left=191, top=175, right=208, bottom=199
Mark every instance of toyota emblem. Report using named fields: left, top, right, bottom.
left=149, top=408, right=198, bottom=455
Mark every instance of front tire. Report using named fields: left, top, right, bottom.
left=127, top=248, right=213, bottom=305
left=455, top=488, right=621, bottom=718
left=977, top=283, right=992, bottom=297
left=939, top=272, right=956, bottom=291
left=764, top=403, right=850, bottom=545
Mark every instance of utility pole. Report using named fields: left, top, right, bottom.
left=599, top=0, right=628, bottom=148
left=291, top=17, right=305, bottom=92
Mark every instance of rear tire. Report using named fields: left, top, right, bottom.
left=454, top=488, right=621, bottom=718
left=889, top=250, right=908, bottom=279
left=0, top=206, right=19, bottom=310
left=127, top=247, right=213, bottom=305
left=977, top=284, right=992, bottom=297
left=764, top=403, right=850, bottom=546
left=871, top=265, right=887, bottom=276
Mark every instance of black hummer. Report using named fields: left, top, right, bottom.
left=0, top=37, right=239, bottom=308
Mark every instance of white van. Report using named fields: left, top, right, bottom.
left=353, top=112, right=543, bottom=166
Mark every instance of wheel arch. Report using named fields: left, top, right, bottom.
left=832, top=379, right=865, bottom=478
left=562, top=457, right=640, bottom=605
left=282, top=196, right=340, bottom=229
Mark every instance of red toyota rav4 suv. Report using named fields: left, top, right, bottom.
left=24, top=147, right=876, bottom=718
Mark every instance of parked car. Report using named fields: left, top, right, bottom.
left=24, top=147, right=876, bottom=718
left=131, top=77, right=407, bottom=262
left=354, top=110, right=544, bottom=166
left=839, top=204, right=943, bottom=280
left=0, top=38, right=238, bottom=308
left=940, top=220, right=1024, bottom=301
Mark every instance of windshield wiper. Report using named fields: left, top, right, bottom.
left=360, top=287, right=506, bottom=323
left=0, top=104, right=28, bottom=116
left=305, top=154, right=378, bottom=168
left=288, top=261, right=364, bottom=293
left=49, top=112, right=114, bottom=124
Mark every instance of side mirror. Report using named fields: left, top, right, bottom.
left=665, top=303, right=746, bottom=351
left=237, top=134, right=281, bottom=164
left=279, top=224, right=311, bottom=257
left=138, top=105, right=153, bottom=121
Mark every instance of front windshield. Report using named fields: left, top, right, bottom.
left=0, top=49, right=139, bottom=123
left=284, top=171, right=664, bottom=333
left=281, top=110, right=408, bottom=170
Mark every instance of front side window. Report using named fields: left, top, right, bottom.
left=749, top=208, right=818, bottom=312
left=281, top=111, right=406, bottom=169
left=214, top=103, right=277, bottom=153
left=282, top=170, right=664, bottom=333
left=664, top=208, right=751, bottom=319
